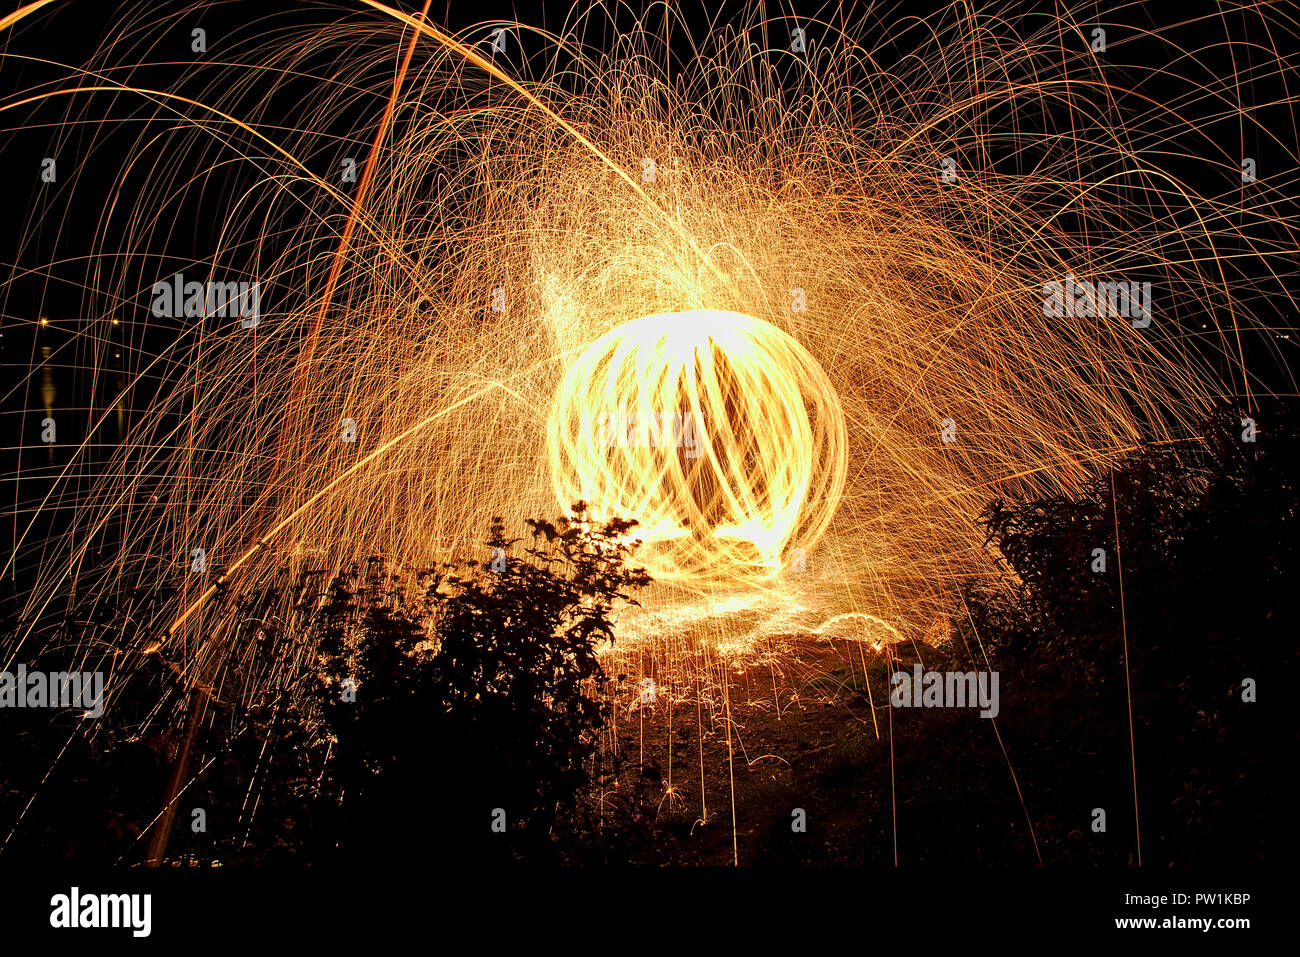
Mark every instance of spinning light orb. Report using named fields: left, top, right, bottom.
left=547, top=310, right=848, bottom=586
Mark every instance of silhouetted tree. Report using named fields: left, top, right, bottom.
left=960, top=401, right=1293, bottom=864
left=312, top=505, right=650, bottom=864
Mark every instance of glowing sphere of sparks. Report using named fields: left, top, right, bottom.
left=547, top=310, right=848, bottom=586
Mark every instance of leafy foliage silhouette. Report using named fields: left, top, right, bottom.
left=955, top=402, right=1293, bottom=863
left=311, top=504, right=650, bottom=863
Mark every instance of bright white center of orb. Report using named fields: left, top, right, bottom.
left=546, top=310, right=848, bottom=586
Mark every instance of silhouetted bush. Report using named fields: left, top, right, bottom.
left=310, top=505, right=650, bottom=864
left=957, top=401, right=1293, bottom=863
